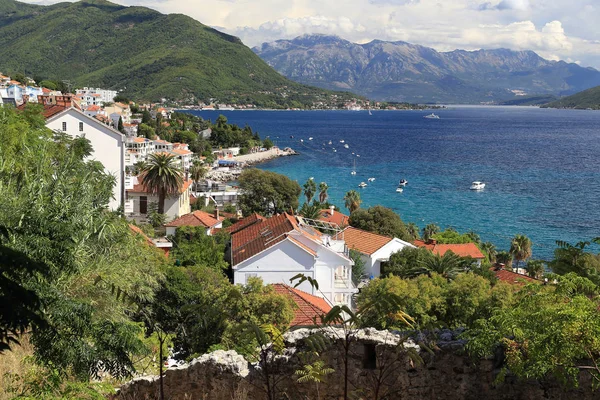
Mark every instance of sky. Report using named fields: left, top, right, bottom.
left=22, top=0, right=600, bottom=68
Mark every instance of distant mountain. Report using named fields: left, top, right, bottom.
left=542, top=86, right=600, bottom=109
left=253, top=34, right=600, bottom=104
left=0, top=1, right=354, bottom=106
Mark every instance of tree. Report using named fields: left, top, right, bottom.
left=138, top=123, right=156, bottom=139
left=431, top=229, right=476, bottom=244
left=480, top=242, right=497, bottom=264
left=299, top=203, right=322, bottom=220
left=113, top=94, right=130, bottom=104
left=295, top=360, right=334, bottom=400
left=422, top=224, right=440, bottom=242
left=410, top=251, right=468, bottom=280
left=348, top=206, right=412, bottom=241
left=383, top=247, right=430, bottom=278
left=238, top=169, right=301, bottom=216
left=406, top=222, right=420, bottom=240
left=189, top=163, right=206, bottom=191
left=318, top=182, right=329, bottom=203
left=526, top=259, right=545, bottom=279
left=303, top=178, right=317, bottom=204
left=141, top=110, right=152, bottom=125
left=466, top=274, right=600, bottom=388
left=349, top=249, right=366, bottom=284
left=510, top=234, right=533, bottom=271
left=140, top=153, right=183, bottom=215
left=169, top=226, right=228, bottom=271
left=549, top=238, right=600, bottom=284
left=263, top=137, right=274, bottom=149
left=343, top=190, right=362, bottom=214
left=496, top=250, right=513, bottom=269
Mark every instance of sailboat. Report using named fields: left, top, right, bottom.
left=351, top=158, right=357, bottom=175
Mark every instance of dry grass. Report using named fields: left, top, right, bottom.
left=0, top=335, right=35, bottom=400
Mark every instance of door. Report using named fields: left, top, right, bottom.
left=139, top=196, right=147, bottom=214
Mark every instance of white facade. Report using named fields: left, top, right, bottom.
left=233, top=232, right=356, bottom=308
left=360, top=239, right=416, bottom=278
left=76, top=87, right=117, bottom=105
left=126, top=177, right=192, bottom=221
left=46, top=108, right=125, bottom=210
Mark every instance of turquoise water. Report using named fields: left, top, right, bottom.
left=187, top=107, right=600, bottom=259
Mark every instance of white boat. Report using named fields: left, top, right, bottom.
left=333, top=149, right=337, bottom=152
left=396, top=187, right=403, bottom=193
left=424, top=113, right=440, bottom=119
left=309, top=137, right=313, bottom=140
left=399, top=179, right=408, bottom=187
left=358, top=182, right=367, bottom=188
left=300, top=139, right=304, bottom=142
left=470, top=181, right=485, bottom=190
left=368, top=109, right=372, bottom=116
left=340, top=140, right=345, bottom=143
left=351, top=159, right=357, bottom=175
left=344, top=144, right=349, bottom=149
left=368, top=177, right=375, bottom=182
left=328, top=140, right=332, bottom=145
left=309, top=177, right=314, bottom=180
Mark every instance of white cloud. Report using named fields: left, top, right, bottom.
left=478, top=0, right=530, bottom=11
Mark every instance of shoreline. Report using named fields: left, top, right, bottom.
left=205, top=147, right=298, bottom=182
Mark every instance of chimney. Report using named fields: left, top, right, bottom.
left=329, top=205, right=335, bottom=216
left=214, top=208, right=220, bottom=220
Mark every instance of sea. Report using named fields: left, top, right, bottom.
left=186, top=107, right=600, bottom=260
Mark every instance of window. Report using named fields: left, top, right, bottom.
left=335, top=265, right=349, bottom=281
left=79, top=122, right=84, bottom=132
left=62, top=122, right=67, bottom=132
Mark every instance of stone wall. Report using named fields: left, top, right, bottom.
left=114, top=328, right=595, bottom=400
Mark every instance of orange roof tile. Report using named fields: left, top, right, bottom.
left=226, top=213, right=265, bottom=234
left=129, top=178, right=192, bottom=195
left=413, top=240, right=485, bottom=259
left=272, top=284, right=331, bottom=326
left=171, top=148, right=193, bottom=156
left=319, top=209, right=349, bottom=227
left=335, top=227, right=392, bottom=255
left=86, top=105, right=101, bottom=111
left=492, top=267, right=540, bottom=285
left=165, top=210, right=223, bottom=228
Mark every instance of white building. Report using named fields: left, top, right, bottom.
left=76, top=87, right=118, bottom=106
left=170, top=143, right=193, bottom=171
left=335, top=227, right=415, bottom=279
left=125, top=136, right=155, bottom=161
left=230, top=213, right=357, bottom=308
left=125, top=176, right=193, bottom=221
left=34, top=95, right=125, bottom=211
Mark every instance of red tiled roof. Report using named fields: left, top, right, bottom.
left=86, top=105, right=101, bottom=111
left=335, top=227, right=392, bottom=255
left=319, top=209, right=349, bottom=227
left=129, top=178, right=192, bottom=194
left=226, top=213, right=265, bottom=234
left=492, top=268, right=540, bottom=285
left=231, top=213, right=296, bottom=266
left=413, top=240, right=485, bottom=259
left=165, top=210, right=223, bottom=228
left=272, top=284, right=331, bottom=327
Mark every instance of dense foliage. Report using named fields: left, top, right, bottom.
left=0, top=0, right=357, bottom=106
left=238, top=169, right=301, bottom=216
left=349, top=206, right=412, bottom=242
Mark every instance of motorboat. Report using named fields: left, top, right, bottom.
left=309, top=137, right=313, bottom=140
left=424, top=113, right=440, bottom=119
left=328, top=140, right=332, bottom=145
left=470, top=181, right=485, bottom=190
left=358, top=182, right=368, bottom=188
left=396, top=187, right=403, bottom=193
left=300, top=139, right=304, bottom=142
left=333, top=149, right=337, bottom=152
left=399, top=179, right=408, bottom=187
left=351, top=170, right=357, bottom=175
left=340, top=140, right=345, bottom=143
left=309, top=177, right=314, bottom=180
left=368, top=177, right=375, bottom=182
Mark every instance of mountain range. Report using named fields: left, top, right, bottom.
left=253, top=34, right=600, bottom=104
left=0, top=0, right=354, bottom=107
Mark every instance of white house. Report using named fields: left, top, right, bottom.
left=164, top=210, right=224, bottom=236
left=125, top=176, right=193, bottom=220
left=32, top=95, right=125, bottom=211
left=231, top=213, right=357, bottom=308
left=76, top=87, right=117, bottom=106
left=125, top=136, right=155, bottom=161
left=170, top=143, right=193, bottom=171
left=335, top=227, right=415, bottom=279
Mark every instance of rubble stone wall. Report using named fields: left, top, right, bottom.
left=114, top=328, right=595, bottom=400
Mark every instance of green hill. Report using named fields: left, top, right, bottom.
left=542, top=86, right=600, bottom=109
left=0, top=0, right=354, bottom=106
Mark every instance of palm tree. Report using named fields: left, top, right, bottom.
left=510, top=234, right=533, bottom=272
left=496, top=250, right=513, bottom=269
left=303, top=178, right=317, bottom=204
left=299, top=203, right=322, bottom=220
left=422, top=223, right=440, bottom=243
left=406, top=223, right=420, bottom=240
left=411, top=251, right=465, bottom=280
left=343, top=190, right=362, bottom=213
left=133, top=160, right=147, bottom=175
left=480, top=242, right=497, bottom=264
left=189, top=163, right=206, bottom=192
left=318, top=182, right=329, bottom=203
left=526, top=259, right=545, bottom=279
left=140, top=153, right=183, bottom=215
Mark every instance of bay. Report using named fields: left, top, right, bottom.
left=187, top=107, right=600, bottom=260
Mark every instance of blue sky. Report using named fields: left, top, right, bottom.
left=23, top=0, right=600, bottom=68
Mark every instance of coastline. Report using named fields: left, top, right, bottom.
left=206, top=147, right=298, bottom=182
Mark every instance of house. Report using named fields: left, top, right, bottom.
left=154, top=139, right=173, bottom=152
left=129, top=224, right=172, bottom=257
left=170, top=143, right=193, bottom=171
left=164, top=210, right=224, bottom=236
left=22, top=95, right=125, bottom=210
left=105, top=102, right=132, bottom=124
left=319, top=206, right=350, bottom=227
left=231, top=213, right=357, bottom=308
left=491, top=266, right=541, bottom=285
left=125, top=176, right=193, bottom=220
left=413, top=239, right=485, bottom=266
left=335, top=227, right=415, bottom=278
left=125, top=136, right=155, bottom=162
left=272, top=284, right=332, bottom=327
left=76, top=87, right=118, bottom=106
left=226, top=213, right=265, bottom=234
